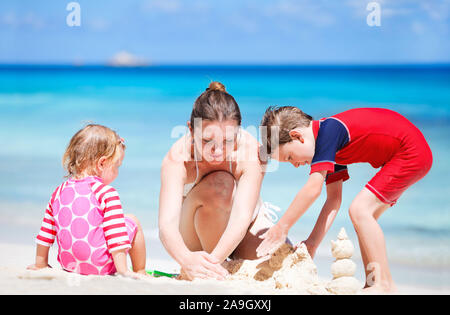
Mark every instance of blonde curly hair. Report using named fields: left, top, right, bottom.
left=62, top=124, right=125, bottom=177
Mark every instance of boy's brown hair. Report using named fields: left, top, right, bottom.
left=260, top=106, right=313, bottom=157
left=62, top=124, right=125, bottom=177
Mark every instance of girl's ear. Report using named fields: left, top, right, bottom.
left=97, top=156, right=108, bottom=172
left=187, top=121, right=192, bottom=134
left=289, top=129, right=305, bottom=143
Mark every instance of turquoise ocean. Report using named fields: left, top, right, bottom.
left=0, top=65, right=449, bottom=289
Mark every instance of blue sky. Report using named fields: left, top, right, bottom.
left=0, top=0, right=449, bottom=64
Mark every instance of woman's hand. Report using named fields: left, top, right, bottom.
left=180, top=251, right=229, bottom=281
left=256, top=223, right=289, bottom=258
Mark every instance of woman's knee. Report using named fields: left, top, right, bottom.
left=200, top=171, right=235, bottom=205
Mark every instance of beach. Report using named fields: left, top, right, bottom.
left=1, top=65, right=449, bottom=294
left=1, top=240, right=448, bottom=295
left=1, top=0, right=450, bottom=297
left=0, top=241, right=293, bottom=295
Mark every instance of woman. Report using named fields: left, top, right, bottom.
left=159, top=81, right=279, bottom=280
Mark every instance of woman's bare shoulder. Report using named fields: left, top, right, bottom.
left=236, top=129, right=261, bottom=164
left=162, top=135, right=190, bottom=169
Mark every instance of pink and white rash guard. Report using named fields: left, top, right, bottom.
left=36, top=176, right=136, bottom=275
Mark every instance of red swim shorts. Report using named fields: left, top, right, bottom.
left=365, top=128, right=433, bottom=206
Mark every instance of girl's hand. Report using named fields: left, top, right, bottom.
left=180, top=251, right=229, bottom=281
left=256, top=223, right=289, bottom=258
left=117, top=270, right=147, bottom=280
left=27, top=264, right=51, bottom=270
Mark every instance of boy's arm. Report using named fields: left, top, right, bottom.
left=256, top=171, right=327, bottom=257
left=304, top=180, right=343, bottom=258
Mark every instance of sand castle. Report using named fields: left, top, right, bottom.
left=221, top=227, right=361, bottom=295
left=326, top=228, right=361, bottom=295
left=223, top=243, right=327, bottom=294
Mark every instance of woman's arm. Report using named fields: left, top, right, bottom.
left=158, top=157, right=191, bottom=265
left=158, top=156, right=228, bottom=280
left=211, top=160, right=264, bottom=262
left=304, top=180, right=343, bottom=258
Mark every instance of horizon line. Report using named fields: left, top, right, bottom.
left=0, top=62, right=449, bottom=68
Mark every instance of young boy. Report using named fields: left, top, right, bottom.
left=256, top=106, right=432, bottom=293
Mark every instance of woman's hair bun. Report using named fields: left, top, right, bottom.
left=208, top=81, right=226, bottom=92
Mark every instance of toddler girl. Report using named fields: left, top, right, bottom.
left=28, top=124, right=147, bottom=277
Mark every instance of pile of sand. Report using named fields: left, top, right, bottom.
left=222, top=243, right=328, bottom=294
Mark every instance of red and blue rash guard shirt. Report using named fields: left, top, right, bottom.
left=310, top=108, right=416, bottom=185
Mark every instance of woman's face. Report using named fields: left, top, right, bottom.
left=191, top=120, right=239, bottom=165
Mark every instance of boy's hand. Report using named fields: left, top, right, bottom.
left=256, top=223, right=289, bottom=258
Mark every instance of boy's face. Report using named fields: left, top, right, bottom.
left=271, top=130, right=315, bottom=167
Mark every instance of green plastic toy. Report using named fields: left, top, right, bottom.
left=128, top=267, right=178, bottom=278
left=146, top=270, right=178, bottom=278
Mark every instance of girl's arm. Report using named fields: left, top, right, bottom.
left=30, top=198, right=57, bottom=270
left=304, top=180, right=343, bottom=258
left=27, top=244, right=51, bottom=270
left=256, top=171, right=327, bottom=257
left=111, top=250, right=144, bottom=279
left=111, top=249, right=129, bottom=275
left=211, top=160, right=264, bottom=262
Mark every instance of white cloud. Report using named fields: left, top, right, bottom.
left=1, top=12, right=17, bottom=26
left=142, top=0, right=182, bottom=13
left=411, top=21, right=425, bottom=35
left=108, top=51, right=149, bottom=67
left=228, top=13, right=259, bottom=34
left=346, top=0, right=411, bottom=19
left=421, top=1, right=450, bottom=21
left=263, top=0, right=335, bottom=27
left=87, top=17, right=110, bottom=32
left=1, top=11, right=45, bottom=29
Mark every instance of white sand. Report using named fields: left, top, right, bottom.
left=0, top=242, right=288, bottom=295
left=1, top=242, right=448, bottom=295
left=221, top=243, right=329, bottom=295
